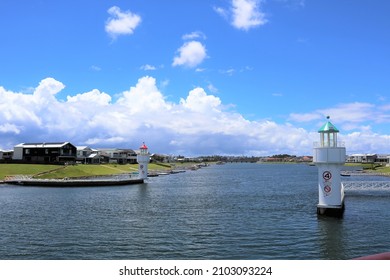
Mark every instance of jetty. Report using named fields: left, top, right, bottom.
left=3, top=175, right=144, bottom=187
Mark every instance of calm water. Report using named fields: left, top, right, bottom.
left=0, top=163, right=389, bottom=260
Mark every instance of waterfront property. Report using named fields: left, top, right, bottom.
left=76, top=146, right=100, bottom=164
left=0, top=149, right=13, bottom=161
left=97, top=148, right=138, bottom=164
left=346, top=153, right=390, bottom=165
left=13, top=142, right=77, bottom=164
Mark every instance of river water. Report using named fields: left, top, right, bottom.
left=0, top=163, right=389, bottom=260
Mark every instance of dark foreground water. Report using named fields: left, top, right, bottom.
left=0, top=163, right=389, bottom=260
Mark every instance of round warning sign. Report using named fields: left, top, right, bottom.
left=324, top=185, right=332, bottom=193
left=322, top=171, right=332, bottom=180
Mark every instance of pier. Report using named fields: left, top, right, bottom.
left=342, top=181, right=390, bottom=191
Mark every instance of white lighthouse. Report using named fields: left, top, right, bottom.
left=137, top=142, right=150, bottom=180
left=313, top=117, right=346, bottom=217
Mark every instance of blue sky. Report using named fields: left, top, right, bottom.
left=1, top=0, right=390, bottom=156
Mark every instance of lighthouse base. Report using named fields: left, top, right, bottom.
left=317, top=203, right=345, bottom=218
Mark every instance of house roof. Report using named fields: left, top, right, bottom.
left=15, top=142, right=74, bottom=148
left=76, top=146, right=92, bottom=151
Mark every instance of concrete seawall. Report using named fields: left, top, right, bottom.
left=3, top=174, right=144, bottom=187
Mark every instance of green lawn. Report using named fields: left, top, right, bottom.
left=0, top=162, right=207, bottom=180
left=0, top=164, right=60, bottom=180
left=35, top=164, right=130, bottom=179
left=0, top=163, right=177, bottom=180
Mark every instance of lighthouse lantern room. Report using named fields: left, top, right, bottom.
left=313, top=117, right=346, bottom=217
left=137, top=142, right=150, bottom=180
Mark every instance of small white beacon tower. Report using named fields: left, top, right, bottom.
left=313, top=117, right=346, bottom=217
left=137, top=142, right=150, bottom=180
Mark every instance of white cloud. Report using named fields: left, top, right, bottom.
left=180, top=88, right=221, bottom=113
left=213, top=6, right=228, bottom=18
left=67, top=89, right=112, bottom=106
left=220, top=68, right=235, bottom=76
left=289, top=102, right=390, bottom=130
left=288, top=102, right=390, bottom=154
left=90, top=65, right=102, bottom=71
left=231, top=0, right=267, bottom=30
left=216, top=0, right=267, bottom=30
left=343, top=132, right=390, bottom=155
left=2, top=77, right=390, bottom=156
left=117, top=76, right=171, bottom=114
left=140, top=64, right=157, bottom=71
left=172, top=41, right=207, bottom=68
left=207, top=83, right=219, bottom=93
left=105, top=6, right=141, bottom=38
left=182, top=31, right=206, bottom=41
left=0, top=123, right=20, bottom=134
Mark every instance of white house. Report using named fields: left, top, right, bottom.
left=97, top=148, right=137, bottom=164
left=0, top=149, right=13, bottom=160
left=76, top=146, right=100, bottom=164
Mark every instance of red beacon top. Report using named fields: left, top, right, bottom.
left=139, top=143, right=148, bottom=155
left=140, top=143, right=148, bottom=150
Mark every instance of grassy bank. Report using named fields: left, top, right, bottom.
left=0, top=163, right=181, bottom=180
left=0, top=164, right=60, bottom=180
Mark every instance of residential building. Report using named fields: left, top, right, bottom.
left=13, top=142, right=77, bottom=163
left=97, top=148, right=137, bottom=164
left=76, top=146, right=100, bottom=164
left=346, top=153, right=390, bottom=165
left=376, top=154, right=390, bottom=164
left=0, top=150, right=13, bottom=161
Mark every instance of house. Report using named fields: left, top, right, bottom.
left=97, top=148, right=137, bottom=164
left=0, top=150, right=13, bottom=161
left=375, top=154, right=390, bottom=164
left=346, top=154, right=377, bottom=163
left=150, top=153, right=171, bottom=163
left=76, top=146, right=100, bottom=164
left=13, top=142, right=77, bottom=163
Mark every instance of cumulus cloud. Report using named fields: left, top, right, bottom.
left=67, top=89, right=112, bottom=106
left=232, top=0, right=267, bottom=30
left=172, top=41, right=207, bottom=68
left=215, top=0, right=267, bottom=30
left=105, top=6, right=141, bottom=38
left=1, top=77, right=390, bottom=156
left=289, top=102, right=390, bottom=131
left=180, top=88, right=219, bottom=111
left=289, top=102, right=390, bottom=154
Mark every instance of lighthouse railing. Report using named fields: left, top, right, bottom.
left=313, top=141, right=345, bottom=148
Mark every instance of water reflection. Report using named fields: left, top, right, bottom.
left=316, top=216, right=347, bottom=259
